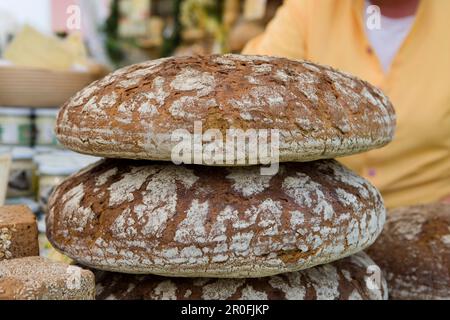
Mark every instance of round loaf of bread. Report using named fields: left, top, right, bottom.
left=367, top=203, right=450, bottom=300
left=46, top=159, right=386, bottom=277
left=93, top=252, right=388, bottom=300
left=56, top=54, right=395, bottom=164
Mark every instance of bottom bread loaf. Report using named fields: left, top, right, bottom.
left=93, top=252, right=388, bottom=300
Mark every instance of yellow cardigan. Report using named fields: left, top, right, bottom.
left=244, top=0, right=450, bottom=208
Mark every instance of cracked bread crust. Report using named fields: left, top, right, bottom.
left=56, top=54, right=396, bottom=164
left=93, top=252, right=388, bottom=300
left=367, top=203, right=450, bottom=300
left=47, top=159, right=386, bottom=278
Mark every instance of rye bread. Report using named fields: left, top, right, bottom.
left=56, top=54, right=395, bottom=164
left=367, top=203, right=450, bottom=300
left=47, top=159, right=386, bottom=277
left=93, top=252, right=388, bottom=300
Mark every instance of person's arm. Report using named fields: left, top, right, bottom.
left=242, top=0, right=308, bottom=59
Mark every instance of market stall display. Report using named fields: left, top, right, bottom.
left=0, top=0, right=446, bottom=304
left=94, top=252, right=388, bottom=300
left=367, top=203, right=450, bottom=300
left=45, top=54, right=395, bottom=300
left=0, top=256, right=95, bottom=300
left=0, top=205, right=39, bottom=261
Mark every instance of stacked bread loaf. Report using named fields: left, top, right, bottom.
left=46, top=54, right=396, bottom=300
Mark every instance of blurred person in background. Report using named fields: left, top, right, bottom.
left=244, top=0, right=450, bottom=209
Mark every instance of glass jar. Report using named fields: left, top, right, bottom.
left=2, top=147, right=37, bottom=198
left=37, top=165, right=70, bottom=214
left=0, top=107, right=33, bottom=146
left=35, top=108, right=59, bottom=147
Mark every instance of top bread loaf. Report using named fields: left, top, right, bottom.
left=56, top=54, right=396, bottom=165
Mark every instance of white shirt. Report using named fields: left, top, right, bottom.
left=364, top=0, right=416, bottom=72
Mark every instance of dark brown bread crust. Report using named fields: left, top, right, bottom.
left=0, top=257, right=95, bottom=300
left=0, top=205, right=39, bottom=261
left=367, top=203, right=450, bottom=300
left=56, top=54, right=396, bottom=163
left=93, top=252, right=388, bottom=300
left=47, top=159, right=386, bottom=277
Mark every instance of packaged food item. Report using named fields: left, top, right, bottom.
left=0, top=154, right=11, bottom=206
left=34, top=108, right=59, bottom=146
left=1, top=147, right=37, bottom=198
left=0, top=107, right=33, bottom=146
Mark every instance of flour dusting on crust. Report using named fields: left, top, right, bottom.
left=47, top=159, right=386, bottom=278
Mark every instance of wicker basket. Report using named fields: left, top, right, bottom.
left=0, top=66, right=106, bottom=108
